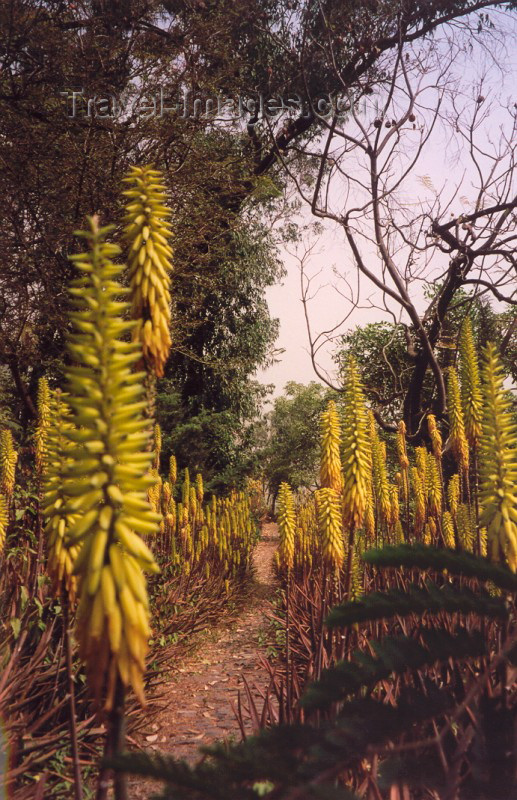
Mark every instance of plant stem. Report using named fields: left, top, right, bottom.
left=96, top=677, right=127, bottom=800
left=63, top=593, right=83, bottom=800
left=285, top=568, right=291, bottom=723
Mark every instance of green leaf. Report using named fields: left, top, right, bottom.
left=302, top=628, right=486, bottom=711
left=325, top=582, right=507, bottom=629
left=363, top=544, right=517, bottom=592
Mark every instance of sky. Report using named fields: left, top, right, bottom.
left=259, top=225, right=345, bottom=394
left=258, top=219, right=377, bottom=396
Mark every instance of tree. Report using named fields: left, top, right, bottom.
left=334, top=293, right=517, bottom=425
left=156, top=377, right=269, bottom=493
left=262, top=382, right=331, bottom=505
left=2, top=0, right=513, bottom=462
left=292, top=4, right=517, bottom=435
left=0, top=0, right=284, bottom=457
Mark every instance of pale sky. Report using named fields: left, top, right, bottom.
left=259, top=222, right=369, bottom=395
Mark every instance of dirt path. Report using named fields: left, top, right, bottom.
left=129, top=523, right=279, bottom=798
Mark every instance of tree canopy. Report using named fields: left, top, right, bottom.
left=1, top=0, right=514, bottom=463
left=261, top=381, right=332, bottom=503
left=334, top=292, right=517, bottom=426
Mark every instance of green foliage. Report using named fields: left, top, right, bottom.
left=362, top=544, right=517, bottom=592
left=325, top=582, right=508, bottom=629
left=334, top=323, right=410, bottom=423
left=262, top=382, right=333, bottom=499
left=156, top=379, right=267, bottom=493
left=334, top=293, right=517, bottom=424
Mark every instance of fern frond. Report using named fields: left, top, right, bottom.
left=302, top=628, right=485, bottom=711
left=325, top=582, right=507, bottom=629
left=362, top=544, right=517, bottom=591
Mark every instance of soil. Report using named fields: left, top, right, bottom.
left=128, top=522, right=279, bottom=799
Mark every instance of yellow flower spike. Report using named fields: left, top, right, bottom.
left=122, top=165, right=173, bottom=378
left=447, top=368, right=469, bottom=475
left=147, top=468, right=162, bottom=514
left=341, top=359, right=370, bottom=528
left=363, top=481, right=376, bottom=544
left=57, top=217, right=160, bottom=708
left=189, top=486, right=198, bottom=519
left=316, top=487, right=344, bottom=570
left=43, top=389, right=79, bottom=600
left=277, top=482, right=296, bottom=571
left=153, top=423, right=162, bottom=471
left=423, top=523, right=432, bottom=546
left=457, top=504, right=475, bottom=553
left=195, top=473, right=204, bottom=504
left=320, top=400, right=343, bottom=493
left=396, top=420, right=410, bottom=506
left=427, top=414, right=442, bottom=461
left=348, top=546, right=363, bottom=600
left=369, top=413, right=391, bottom=527
left=448, top=474, right=460, bottom=519
left=0, top=494, right=8, bottom=554
left=415, top=447, right=427, bottom=485
left=459, top=318, right=483, bottom=448
left=396, top=420, right=409, bottom=470
left=426, top=451, right=442, bottom=518
left=394, top=520, right=404, bottom=545
left=169, top=454, right=177, bottom=486
left=411, top=467, right=426, bottom=536
left=479, top=343, right=517, bottom=571
left=35, top=377, right=51, bottom=474
left=388, top=484, right=400, bottom=527
left=0, top=429, right=18, bottom=501
left=161, top=481, right=172, bottom=515
left=442, top=511, right=455, bottom=549
left=182, top=468, right=190, bottom=507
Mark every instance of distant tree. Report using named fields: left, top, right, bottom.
left=2, top=0, right=506, bottom=427
left=262, top=382, right=331, bottom=506
left=334, top=292, right=517, bottom=426
left=156, top=377, right=270, bottom=494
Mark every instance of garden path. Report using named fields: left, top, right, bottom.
left=129, top=522, right=279, bottom=798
